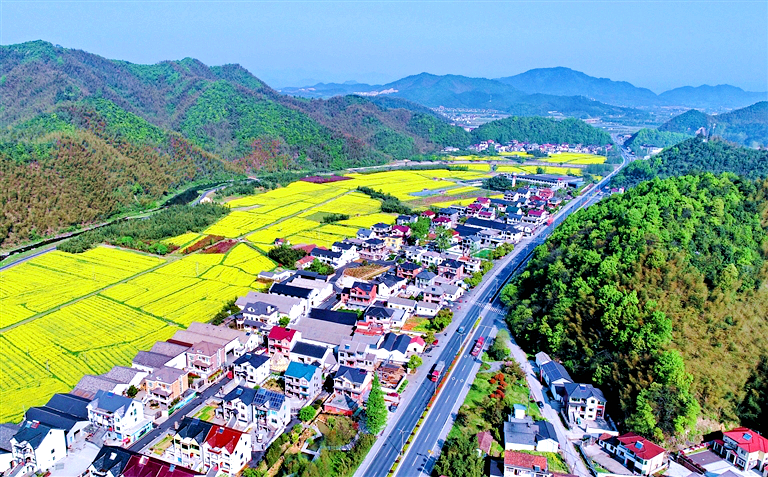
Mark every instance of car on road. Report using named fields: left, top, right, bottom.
left=389, top=404, right=398, bottom=412
left=536, top=401, right=545, bottom=409
left=432, top=339, right=439, bottom=346
left=457, top=326, right=465, bottom=334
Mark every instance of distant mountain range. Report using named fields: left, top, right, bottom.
left=625, top=102, right=768, bottom=151
left=282, top=67, right=767, bottom=113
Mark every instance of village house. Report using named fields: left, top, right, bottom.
left=540, top=360, right=573, bottom=398
left=421, top=210, right=436, bottom=220
left=375, top=274, right=408, bottom=299
left=332, top=241, right=359, bottom=262
left=712, top=427, right=768, bottom=473
left=396, top=261, right=423, bottom=280
left=359, top=238, right=388, bottom=260
left=504, top=406, right=559, bottom=453
left=289, top=341, right=333, bottom=369
left=414, top=270, right=438, bottom=289
left=87, top=390, right=151, bottom=445
left=438, top=259, right=465, bottom=282
left=185, top=341, right=227, bottom=379
left=432, top=216, right=453, bottom=229
left=357, top=228, right=374, bottom=240
left=387, top=297, right=417, bottom=316
left=169, top=418, right=212, bottom=471
left=503, top=450, right=550, bottom=477
left=292, top=309, right=357, bottom=348
left=284, top=361, right=323, bottom=404
left=598, top=433, right=667, bottom=476
left=403, top=246, right=426, bottom=263
left=9, top=422, right=66, bottom=475
left=236, top=292, right=306, bottom=324
left=267, top=327, right=301, bottom=356
left=561, top=383, right=606, bottom=426
left=22, top=393, right=91, bottom=449
left=201, top=425, right=252, bottom=477
left=374, top=333, right=412, bottom=364
left=87, top=446, right=138, bottom=477
left=238, top=302, right=279, bottom=328
left=186, top=322, right=259, bottom=357
left=221, top=386, right=290, bottom=433
left=284, top=277, right=334, bottom=306
left=333, top=366, right=373, bottom=403
left=415, top=301, right=440, bottom=317
left=396, top=214, right=418, bottom=225
left=144, top=366, right=189, bottom=408
left=357, top=306, right=406, bottom=334
left=233, top=353, right=271, bottom=387
left=371, top=222, right=392, bottom=237
left=122, top=453, right=202, bottom=477
left=423, top=285, right=445, bottom=304
left=340, top=281, right=378, bottom=308
left=338, top=336, right=379, bottom=371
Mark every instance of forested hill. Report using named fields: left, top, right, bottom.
left=502, top=174, right=768, bottom=441
left=613, top=137, right=768, bottom=189
left=471, top=116, right=612, bottom=145
left=658, top=102, right=768, bottom=147
left=0, top=40, right=470, bottom=246
left=624, top=129, right=690, bottom=154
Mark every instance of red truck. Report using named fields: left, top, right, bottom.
left=430, top=361, right=445, bottom=382
left=471, top=337, right=485, bottom=357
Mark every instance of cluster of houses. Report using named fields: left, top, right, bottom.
left=460, top=138, right=610, bottom=156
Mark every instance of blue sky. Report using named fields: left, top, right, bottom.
left=2, top=0, right=766, bottom=92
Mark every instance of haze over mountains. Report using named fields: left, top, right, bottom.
left=282, top=67, right=768, bottom=112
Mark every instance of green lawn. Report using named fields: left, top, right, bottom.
left=193, top=405, right=216, bottom=421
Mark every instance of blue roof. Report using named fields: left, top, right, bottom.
left=223, top=386, right=286, bottom=410
left=335, top=366, right=369, bottom=385
left=176, top=417, right=214, bottom=442
left=91, top=390, right=134, bottom=414
left=25, top=406, right=85, bottom=433
left=379, top=333, right=410, bottom=354
left=270, top=283, right=313, bottom=299
left=291, top=341, right=328, bottom=360
left=285, top=361, right=320, bottom=381
left=233, top=353, right=270, bottom=369
left=13, top=421, right=52, bottom=449
left=309, top=308, right=358, bottom=325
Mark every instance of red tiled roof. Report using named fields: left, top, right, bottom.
left=410, top=336, right=426, bottom=346
left=392, top=225, right=410, bottom=234
left=268, top=326, right=296, bottom=341
left=723, top=427, right=768, bottom=454
left=293, top=243, right=316, bottom=254
left=422, top=210, right=436, bottom=217
left=122, top=455, right=201, bottom=477
left=617, top=433, right=666, bottom=460
left=504, top=450, right=548, bottom=470
left=477, top=431, right=493, bottom=453
left=205, top=425, right=244, bottom=454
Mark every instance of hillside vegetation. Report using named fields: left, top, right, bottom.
left=471, top=116, right=613, bottom=145
left=0, top=41, right=470, bottom=247
left=624, top=129, right=690, bottom=155
left=613, top=137, right=768, bottom=189
left=502, top=174, right=768, bottom=441
left=659, top=102, right=768, bottom=147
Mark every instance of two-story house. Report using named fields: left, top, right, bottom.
left=221, top=386, right=290, bottom=433
left=185, top=341, right=226, bottom=379
left=88, top=446, right=137, bottom=477
left=333, top=366, right=372, bottom=403
left=144, top=366, right=189, bottom=408
left=267, top=327, right=301, bottom=356
left=712, top=427, right=768, bottom=473
left=359, top=238, right=387, bottom=261
left=396, top=214, right=418, bottom=225
left=202, top=425, right=252, bottom=477
left=232, top=353, right=271, bottom=387
left=371, top=223, right=392, bottom=237
left=238, top=302, right=279, bottom=328
left=87, top=390, right=151, bottom=445
left=356, top=306, right=406, bottom=335
left=539, top=360, right=573, bottom=398
left=423, top=285, right=445, bottom=304
left=23, top=393, right=91, bottom=449
left=414, top=270, right=438, bottom=289
left=396, top=262, right=423, bottom=280
left=170, top=418, right=213, bottom=470
left=437, top=259, right=465, bottom=282
left=598, top=433, right=667, bottom=476
left=338, top=337, right=378, bottom=371
left=9, top=421, right=66, bottom=475
left=284, top=362, right=323, bottom=404
left=340, top=282, right=377, bottom=308
left=561, top=383, right=606, bottom=426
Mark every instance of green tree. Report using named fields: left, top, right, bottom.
left=299, top=406, right=316, bottom=422
left=536, top=166, right=545, bottom=174
left=307, top=259, right=335, bottom=276
left=431, top=308, right=453, bottom=331
left=126, top=385, right=139, bottom=398
left=407, top=355, right=423, bottom=370
left=488, top=331, right=511, bottom=361
left=267, top=244, right=307, bottom=268
left=433, top=227, right=453, bottom=252
left=433, top=434, right=484, bottom=477
left=278, top=316, right=290, bottom=328
left=365, top=374, right=387, bottom=434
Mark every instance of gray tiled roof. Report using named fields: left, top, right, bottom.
left=103, top=366, right=145, bottom=384
left=0, top=423, right=20, bottom=452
